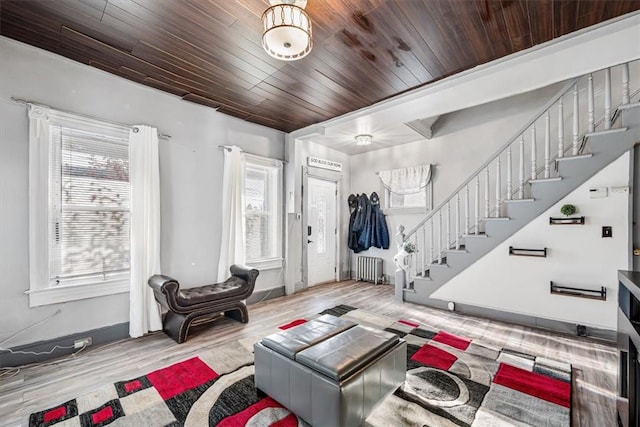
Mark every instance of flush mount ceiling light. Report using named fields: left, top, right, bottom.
left=355, top=134, right=373, bottom=146
left=262, top=0, right=312, bottom=61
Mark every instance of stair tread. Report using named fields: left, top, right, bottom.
left=463, top=233, right=488, bottom=238
left=618, top=102, right=640, bottom=110
left=504, top=198, right=535, bottom=203
left=530, top=177, right=562, bottom=183
left=585, top=127, right=628, bottom=137
left=555, top=154, right=593, bottom=162
left=482, top=217, right=510, bottom=221
left=428, top=263, right=449, bottom=268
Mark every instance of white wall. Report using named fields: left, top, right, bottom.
left=432, top=153, right=631, bottom=330
left=348, top=83, right=565, bottom=280
left=0, top=38, right=284, bottom=347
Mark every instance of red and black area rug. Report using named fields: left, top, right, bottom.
left=30, top=305, right=572, bottom=426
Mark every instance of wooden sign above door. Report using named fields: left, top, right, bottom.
left=308, top=156, right=342, bottom=172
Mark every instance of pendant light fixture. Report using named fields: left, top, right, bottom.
left=262, top=0, right=313, bottom=61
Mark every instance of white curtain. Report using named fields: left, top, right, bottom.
left=378, top=164, right=432, bottom=195
left=217, top=146, right=246, bottom=282
left=129, top=125, right=163, bottom=338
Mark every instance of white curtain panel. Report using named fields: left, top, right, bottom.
left=129, top=125, right=162, bottom=338
left=378, top=164, right=432, bottom=195
left=217, top=146, right=246, bottom=282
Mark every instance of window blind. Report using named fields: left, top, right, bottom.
left=245, top=166, right=274, bottom=260
left=49, top=125, right=130, bottom=283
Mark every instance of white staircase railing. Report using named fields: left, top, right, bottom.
left=396, top=60, right=638, bottom=286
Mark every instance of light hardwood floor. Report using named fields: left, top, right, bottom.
left=0, top=281, right=617, bottom=426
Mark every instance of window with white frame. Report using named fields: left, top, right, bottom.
left=28, top=106, right=131, bottom=306
left=379, top=164, right=433, bottom=213
left=386, top=187, right=430, bottom=209
left=244, top=155, right=283, bottom=268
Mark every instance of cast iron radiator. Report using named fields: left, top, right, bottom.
left=355, top=256, right=383, bottom=285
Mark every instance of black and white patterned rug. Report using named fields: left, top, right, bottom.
left=30, top=305, right=572, bottom=426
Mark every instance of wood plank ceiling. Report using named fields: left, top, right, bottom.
left=1, top=1, right=638, bottom=133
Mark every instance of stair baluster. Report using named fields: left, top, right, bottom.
left=411, top=233, right=419, bottom=277
left=421, top=224, right=426, bottom=276
left=557, top=98, right=564, bottom=158
left=544, top=112, right=551, bottom=178
left=475, top=175, right=480, bottom=234
left=446, top=201, right=451, bottom=251
left=464, top=184, right=470, bottom=234
left=455, top=193, right=460, bottom=250
left=622, top=63, right=630, bottom=105
left=572, top=84, right=579, bottom=155
left=495, top=156, right=501, bottom=216
left=605, top=68, right=612, bottom=129
left=519, top=135, right=525, bottom=198
left=587, top=74, right=595, bottom=133
left=506, top=146, right=512, bottom=200
left=484, top=167, right=490, bottom=218
left=531, top=124, right=537, bottom=180
left=437, top=210, right=442, bottom=264
left=429, top=217, right=434, bottom=263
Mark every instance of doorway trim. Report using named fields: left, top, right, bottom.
left=302, top=166, right=342, bottom=289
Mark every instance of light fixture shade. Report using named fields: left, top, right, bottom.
left=262, top=2, right=312, bottom=61
left=355, top=134, right=373, bottom=146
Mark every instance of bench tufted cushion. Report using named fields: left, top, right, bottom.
left=261, top=314, right=356, bottom=360
left=176, top=280, right=245, bottom=306
left=295, top=325, right=399, bottom=381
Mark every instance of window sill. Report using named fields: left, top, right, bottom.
left=246, top=258, right=284, bottom=271
left=383, top=207, right=429, bottom=216
left=26, top=279, right=129, bottom=307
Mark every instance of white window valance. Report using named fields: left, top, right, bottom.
left=378, top=164, right=432, bottom=195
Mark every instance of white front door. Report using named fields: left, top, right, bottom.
left=306, top=177, right=337, bottom=286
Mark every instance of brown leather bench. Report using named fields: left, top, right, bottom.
left=148, top=264, right=259, bottom=343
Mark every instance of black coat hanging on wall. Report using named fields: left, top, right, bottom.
left=348, top=192, right=389, bottom=252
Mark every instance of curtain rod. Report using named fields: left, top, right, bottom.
left=10, top=97, right=172, bottom=141
left=218, top=145, right=288, bottom=163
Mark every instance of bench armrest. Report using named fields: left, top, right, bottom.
left=229, top=264, right=260, bottom=287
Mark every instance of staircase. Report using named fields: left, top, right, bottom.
left=395, top=60, right=640, bottom=309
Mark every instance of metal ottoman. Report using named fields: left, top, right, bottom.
left=254, top=314, right=406, bottom=427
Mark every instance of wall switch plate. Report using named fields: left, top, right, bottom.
left=610, top=186, right=629, bottom=194
left=602, top=226, right=612, bottom=238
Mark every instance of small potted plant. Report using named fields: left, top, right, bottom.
left=404, top=242, right=416, bottom=254
left=560, top=204, right=577, bottom=216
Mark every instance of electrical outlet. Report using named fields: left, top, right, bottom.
left=73, top=337, right=92, bottom=349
